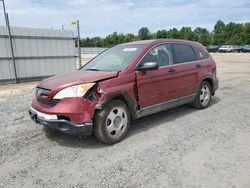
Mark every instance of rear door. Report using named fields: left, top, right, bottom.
left=136, top=43, right=179, bottom=108
left=171, top=43, right=199, bottom=98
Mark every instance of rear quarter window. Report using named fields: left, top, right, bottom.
left=172, top=43, right=196, bottom=64
left=193, top=47, right=209, bottom=60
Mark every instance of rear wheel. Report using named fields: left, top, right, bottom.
left=192, top=81, right=212, bottom=109
left=94, top=100, right=130, bottom=144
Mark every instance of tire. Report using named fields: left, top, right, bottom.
left=94, top=99, right=130, bottom=144
left=192, top=81, right=212, bottom=109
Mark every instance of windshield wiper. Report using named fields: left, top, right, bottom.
left=85, top=68, right=100, bottom=71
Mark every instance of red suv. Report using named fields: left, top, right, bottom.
left=29, top=39, right=218, bottom=144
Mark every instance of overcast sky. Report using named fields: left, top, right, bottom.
left=1, top=0, right=250, bottom=38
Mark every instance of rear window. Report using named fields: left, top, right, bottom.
left=193, top=47, right=209, bottom=60
left=172, top=43, right=196, bottom=64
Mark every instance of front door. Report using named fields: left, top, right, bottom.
left=136, top=44, right=179, bottom=108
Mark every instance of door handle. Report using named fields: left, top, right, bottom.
left=196, top=64, right=202, bottom=68
left=168, top=68, right=176, bottom=73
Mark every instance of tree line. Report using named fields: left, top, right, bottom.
left=80, top=20, right=250, bottom=48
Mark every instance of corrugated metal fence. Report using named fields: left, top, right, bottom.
left=76, top=47, right=107, bottom=55
left=0, top=26, right=76, bottom=83
left=75, top=47, right=107, bottom=68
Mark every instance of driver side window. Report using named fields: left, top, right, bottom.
left=140, top=44, right=173, bottom=67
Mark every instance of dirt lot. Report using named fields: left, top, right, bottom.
left=0, top=53, right=250, bottom=188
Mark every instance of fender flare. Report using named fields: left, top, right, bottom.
left=96, top=92, right=138, bottom=120
left=197, top=76, right=214, bottom=94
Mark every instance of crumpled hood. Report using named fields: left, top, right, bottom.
left=38, top=70, right=118, bottom=90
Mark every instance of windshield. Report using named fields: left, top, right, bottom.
left=82, top=44, right=146, bottom=72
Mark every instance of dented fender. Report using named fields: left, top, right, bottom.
left=92, top=73, right=139, bottom=119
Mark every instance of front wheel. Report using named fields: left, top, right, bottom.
left=192, top=81, right=212, bottom=109
left=94, top=100, right=130, bottom=144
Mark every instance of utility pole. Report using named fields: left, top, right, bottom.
left=77, top=20, right=81, bottom=68
left=1, top=0, right=18, bottom=83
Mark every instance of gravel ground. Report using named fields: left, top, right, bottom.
left=0, top=53, right=250, bottom=188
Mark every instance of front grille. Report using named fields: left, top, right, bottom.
left=37, top=97, right=60, bottom=106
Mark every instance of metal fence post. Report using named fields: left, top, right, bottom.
left=6, top=13, right=18, bottom=83
left=77, top=20, right=82, bottom=68
left=1, top=0, right=17, bottom=83
left=1, top=0, right=7, bottom=26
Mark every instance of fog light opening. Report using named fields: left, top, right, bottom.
left=59, top=124, right=69, bottom=131
left=57, top=115, right=70, bottom=121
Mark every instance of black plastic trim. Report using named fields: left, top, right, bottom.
left=29, top=109, right=93, bottom=135
left=136, top=94, right=196, bottom=118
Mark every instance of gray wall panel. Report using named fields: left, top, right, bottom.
left=0, top=26, right=76, bottom=83
left=0, top=60, right=14, bottom=79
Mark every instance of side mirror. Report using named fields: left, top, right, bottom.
left=136, top=62, right=159, bottom=71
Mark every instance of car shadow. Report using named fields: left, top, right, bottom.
left=44, top=96, right=221, bottom=149
left=44, top=128, right=104, bottom=149
left=128, top=96, right=221, bottom=138
left=210, top=96, right=221, bottom=106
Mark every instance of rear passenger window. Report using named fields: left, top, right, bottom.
left=172, top=44, right=196, bottom=64
left=193, top=47, right=209, bottom=60
left=140, top=44, right=173, bottom=67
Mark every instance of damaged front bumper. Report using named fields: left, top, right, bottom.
left=29, top=107, right=93, bottom=135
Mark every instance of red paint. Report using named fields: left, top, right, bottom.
left=39, top=70, right=118, bottom=99
left=31, top=96, right=95, bottom=124
left=31, top=39, right=218, bottom=125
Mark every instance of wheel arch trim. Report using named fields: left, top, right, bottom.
left=95, top=92, right=138, bottom=120
left=197, top=76, right=214, bottom=94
